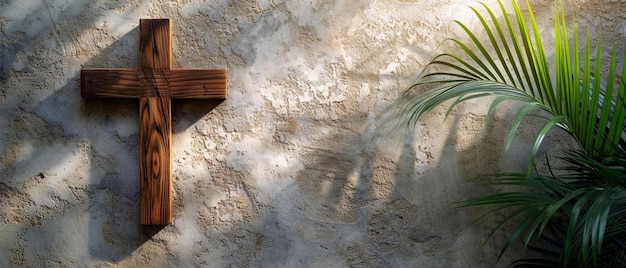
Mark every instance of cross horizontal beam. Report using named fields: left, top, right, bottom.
left=81, top=69, right=227, bottom=99
left=80, top=18, right=227, bottom=225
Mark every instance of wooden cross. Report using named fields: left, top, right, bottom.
left=81, top=19, right=227, bottom=225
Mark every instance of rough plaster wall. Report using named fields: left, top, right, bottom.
left=0, top=0, right=624, bottom=267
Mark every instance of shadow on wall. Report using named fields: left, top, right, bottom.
left=0, top=23, right=154, bottom=264
left=2, top=0, right=611, bottom=266
left=79, top=26, right=158, bottom=262
left=0, top=3, right=512, bottom=267
left=394, top=104, right=558, bottom=265
left=69, top=25, right=224, bottom=262
left=0, top=1, right=223, bottom=264
left=230, top=103, right=544, bottom=266
left=0, top=0, right=111, bottom=265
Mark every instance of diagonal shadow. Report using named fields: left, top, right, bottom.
left=2, top=0, right=615, bottom=266
left=78, top=24, right=225, bottom=260
left=1, top=7, right=225, bottom=262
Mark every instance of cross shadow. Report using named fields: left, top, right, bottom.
left=2, top=0, right=602, bottom=266
left=73, top=23, right=224, bottom=261
left=78, top=26, right=160, bottom=261
left=172, top=99, right=223, bottom=133
left=1, top=2, right=229, bottom=260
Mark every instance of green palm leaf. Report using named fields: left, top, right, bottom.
left=402, top=0, right=626, bottom=160
left=456, top=150, right=626, bottom=266
left=401, top=0, right=626, bottom=266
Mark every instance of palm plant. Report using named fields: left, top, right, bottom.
left=401, top=0, right=626, bottom=266
left=461, top=149, right=626, bottom=267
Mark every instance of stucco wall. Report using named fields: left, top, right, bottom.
left=1, top=0, right=624, bottom=267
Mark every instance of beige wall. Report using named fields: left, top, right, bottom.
left=0, top=0, right=623, bottom=266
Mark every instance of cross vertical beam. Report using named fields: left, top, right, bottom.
left=139, top=18, right=172, bottom=225
left=80, top=19, right=227, bottom=225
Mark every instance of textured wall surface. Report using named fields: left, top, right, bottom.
left=1, top=0, right=624, bottom=267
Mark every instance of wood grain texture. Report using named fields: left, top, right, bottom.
left=139, top=18, right=172, bottom=225
left=139, top=97, right=172, bottom=225
left=140, top=19, right=171, bottom=69
left=81, top=69, right=227, bottom=99
left=79, top=18, right=228, bottom=225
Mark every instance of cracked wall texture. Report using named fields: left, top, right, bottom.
left=1, top=0, right=624, bottom=267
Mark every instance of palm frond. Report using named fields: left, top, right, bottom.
left=402, top=0, right=626, bottom=162
left=400, top=0, right=626, bottom=266
left=457, top=149, right=626, bottom=266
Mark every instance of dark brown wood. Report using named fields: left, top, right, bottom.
left=139, top=97, right=171, bottom=225
left=140, top=19, right=171, bottom=69
left=81, top=69, right=227, bottom=99
left=139, top=19, right=173, bottom=226
left=80, top=18, right=227, bottom=225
